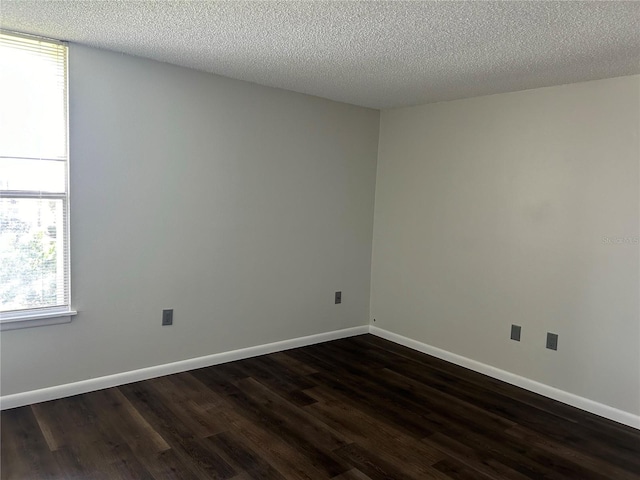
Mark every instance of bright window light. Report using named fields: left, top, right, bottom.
left=0, top=31, right=71, bottom=320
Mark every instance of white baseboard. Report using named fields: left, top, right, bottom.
left=369, top=326, right=640, bottom=430
left=4, top=323, right=638, bottom=430
left=0, top=325, right=369, bottom=410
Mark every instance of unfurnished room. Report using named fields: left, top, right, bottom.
left=0, top=1, right=639, bottom=479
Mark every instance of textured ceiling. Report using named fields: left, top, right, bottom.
left=1, top=1, right=639, bottom=109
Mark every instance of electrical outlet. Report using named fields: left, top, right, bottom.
left=546, top=332, right=558, bottom=350
left=335, top=291, right=342, bottom=304
left=510, top=324, right=521, bottom=341
left=162, top=309, right=173, bottom=326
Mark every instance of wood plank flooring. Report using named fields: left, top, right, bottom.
left=2, top=334, right=639, bottom=479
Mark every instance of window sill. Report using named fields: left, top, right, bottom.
left=0, top=308, right=77, bottom=331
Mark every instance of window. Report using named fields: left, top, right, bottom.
left=0, top=31, right=76, bottom=330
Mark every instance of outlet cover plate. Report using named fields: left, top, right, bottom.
left=335, top=291, right=342, bottom=304
left=510, top=324, right=521, bottom=341
left=162, top=309, right=173, bottom=326
left=546, top=332, right=558, bottom=350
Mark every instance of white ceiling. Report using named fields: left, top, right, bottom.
left=2, top=1, right=639, bottom=109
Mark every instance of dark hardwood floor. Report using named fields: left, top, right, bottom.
left=2, top=334, right=639, bottom=479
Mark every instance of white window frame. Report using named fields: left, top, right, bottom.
left=0, top=31, right=77, bottom=330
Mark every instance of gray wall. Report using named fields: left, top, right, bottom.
left=2, top=43, right=637, bottom=419
left=0, top=44, right=380, bottom=395
left=371, top=75, right=640, bottom=415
